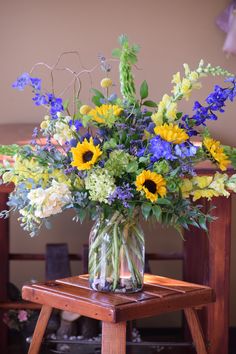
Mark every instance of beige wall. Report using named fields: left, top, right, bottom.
left=1, top=0, right=236, bottom=327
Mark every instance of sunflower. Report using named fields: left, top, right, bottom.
left=154, top=123, right=189, bottom=144
left=135, top=170, right=167, bottom=202
left=70, top=138, right=102, bottom=170
left=203, top=137, right=230, bottom=171
left=88, top=104, right=123, bottom=124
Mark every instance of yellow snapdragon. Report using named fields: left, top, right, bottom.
left=152, top=94, right=178, bottom=125
left=181, top=173, right=230, bottom=201
left=171, top=63, right=202, bottom=101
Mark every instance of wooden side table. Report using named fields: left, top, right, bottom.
left=22, top=274, right=215, bottom=354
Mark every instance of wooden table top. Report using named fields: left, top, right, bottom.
left=22, top=274, right=215, bottom=323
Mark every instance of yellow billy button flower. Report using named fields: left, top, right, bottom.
left=101, top=78, right=113, bottom=88
left=88, top=104, right=123, bottom=124
left=70, top=138, right=102, bottom=170
left=154, top=123, right=189, bottom=144
left=80, top=105, right=92, bottom=115
left=203, top=137, right=231, bottom=171
left=135, top=170, right=167, bottom=203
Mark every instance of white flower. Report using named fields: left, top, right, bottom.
left=53, top=116, right=74, bottom=145
left=28, top=180, right=72, bottom=218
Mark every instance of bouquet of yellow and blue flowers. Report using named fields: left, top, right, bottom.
left=1, top=35, right=236, bottom=292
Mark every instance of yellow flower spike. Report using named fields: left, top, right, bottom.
left=80, top=105, right=92, bottom=115
left=192, top=189, right=219, bottom=201
left=183, top=63, right=190, bottom=76
left=154, top=123, right=189, bottom=144
left=203, top=137, right=231, bottom=171
left=172, top=72, right=181, bottom=85
left=70, top=137, right=102, bottom=170
left=151, top=112, right=163, bottom=126
left=192, top=176, right=213, bottom=189
left=135, top=170, right=167, bottom=203
left=88, top=104, right=123, bottom=124
left=181, top=178, right=193, bottom=198
left=101, top=78, right=113, bottom=88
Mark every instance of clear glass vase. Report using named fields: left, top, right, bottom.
left=89, top=210, right=145, bottom=293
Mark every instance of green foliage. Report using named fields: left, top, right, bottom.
left=0, top=144, right=20, bottom=156
left=140, top=80, right=148, bottom=100
left=142, top=100, right=157, bottom=108
left=223, top=145, right=236, bottom=169
left=141, top=202, right=152, bottom=220
left=91, top=88, right=105, bottom=107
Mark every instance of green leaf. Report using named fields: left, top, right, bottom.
left=119, top=34, right=128, bottom=46
left=92, top=96, right=102, bottom=107
left=152, top=205, right=162, bottom=221
left=176, top=112, right=183, bottom=119
left=63, top=99, right=70, bottom=110
left=126, top=160, right=138, bottom=173
left=112, top=48, right=121, bottom=58
left=156, top=198, right=172, bottom=205
left=141, top=203, right=152, bottom=220
left=142, top=100, right=157, bottom=107
left=199, top=216, right=208, bottom=232
left=91, top=88, right=105, bottom=99
left=140, top=80, right=149, bottom=100
left=78, top=209, right=86, bottom=224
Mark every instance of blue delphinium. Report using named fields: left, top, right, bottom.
left=46, top=93, right=64, bottom=118
left=149, top=136, right=175, bottom=162
left=30, top=77, right=42, bottom=91
left=182, top=78, right=236, bottom=130
left=12, top=73, right=30, bottom=91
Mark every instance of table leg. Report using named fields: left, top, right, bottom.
left=183, top=196, right=231, bottom=354
left=102, top=321, right=126, bottom=354
left=28, top=305, right=52, bottom=354
left=184, top=308, right=207, bottom=354
left=0, top=193, right=10, bottom=353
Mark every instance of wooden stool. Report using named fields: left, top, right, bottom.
left=22, top=274, right=215, bottom=354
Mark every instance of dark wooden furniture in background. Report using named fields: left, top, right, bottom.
left=0, top=124, right=233, bottom=353
left=22, top=274, right=215, bottom=354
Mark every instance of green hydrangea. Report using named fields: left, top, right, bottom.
left=153, top=160, right=170, bottom=174
left=105, top=150, right=137, bottom=177
left=85, top=169, right=116, bottom=204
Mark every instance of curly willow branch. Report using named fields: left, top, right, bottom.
left=29, top=51, right=120, bottom=115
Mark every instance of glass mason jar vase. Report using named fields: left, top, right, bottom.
left=89, top=210, right=145, bottom=293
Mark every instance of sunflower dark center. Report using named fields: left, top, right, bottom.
left=143, top=179, right=157, bottom=194
left=82, top=151, right=94, bottom=163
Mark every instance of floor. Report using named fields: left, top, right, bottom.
left=7, top=327, right=236, bottom=354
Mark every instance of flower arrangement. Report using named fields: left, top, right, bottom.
left=1, top=35, right=236, bottom=292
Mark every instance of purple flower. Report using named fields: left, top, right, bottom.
left=46, top=93, right=64, bottom=118
left=174, top=142, right=197, bottom=158
left=149, top=136, right=176, bottom=161
left=108, top=184, right=134, bottom=208
left=69, top=119, right=83, bottom=132
left=30, top=77, right=41, bottom=91
left=18, top=310, right=28, bottom=322
left=32, top=93, right=47, bottom=106
left=12, top=73, right=30, bottom=91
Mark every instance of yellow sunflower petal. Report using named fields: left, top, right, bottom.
left=70, top=138, right=102, bottom=170
left=154, top=123, right=189, bottom=144
left=135, top=170, right=167, bottom=202
left=203, top=137, right=230, bottom=171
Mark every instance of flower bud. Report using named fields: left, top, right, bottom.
left=100, top=78, right=112, bottom=88
left=80, top=105, right=91, bottom=115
